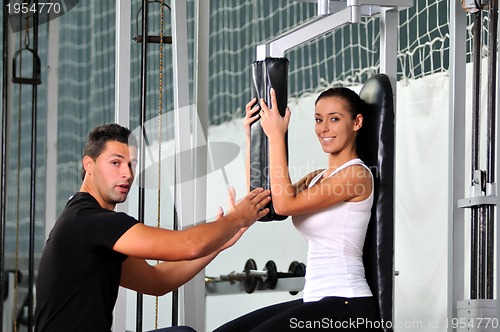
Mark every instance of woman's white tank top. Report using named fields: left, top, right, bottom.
left=292, top=158, right=374, bottom=302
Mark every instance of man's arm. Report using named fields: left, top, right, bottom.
left=120, top=255, right=215, bottom=296
left=113, top=188, right=270, bottom=262
left=120, top=214, right=249, bottom=295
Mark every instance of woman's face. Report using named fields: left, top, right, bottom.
left=314, top=96, right=362, bottom=155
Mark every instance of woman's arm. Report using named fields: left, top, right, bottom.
left=244, top=98, right=260, bottom=191
left=259, top=89, right=372, bottom=216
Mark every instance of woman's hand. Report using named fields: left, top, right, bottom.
left=259, top=88, right=291, bottom=141
left=244, top=98, right=261, bottom=139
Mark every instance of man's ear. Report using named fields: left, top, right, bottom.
left=353, top=113, right=363, bottom=132
left=82, top=156, right=94, bottom=176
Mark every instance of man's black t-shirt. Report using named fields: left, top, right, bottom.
left=35, top=192, right=138, bottom=331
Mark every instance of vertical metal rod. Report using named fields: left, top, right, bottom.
left=171, top=0, right=192, bottom=326
left=183, top=0, right=209, bottom=329
left=470, top=10, right=482, bottom=299
left=0, top=3, right=10, bottom=327
left=478, top=206, right=486, bottom=298
left=171, top=289, right=179, bottom=326
left=485, top=0, right=498, bottom=300
left=172, top=175, right=179, bottom=326
left=487, top=0, right=498, bottom=185
left=137, top=0, right=148, bottom=331
left=317, top=0, right=330, bottom=16
left=27, top=3, right=40, bottom=330
left=113, top=1, right=132, bottom=328
left=449, top=0, right=468, bottom=326
left=485, top=206, right=494, bottom=298
left=471, top=207, right=478, bottom=299
left=172, top=192, right=179, bottom=322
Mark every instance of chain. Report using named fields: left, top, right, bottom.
left=155, top=0, right=165, bottom=329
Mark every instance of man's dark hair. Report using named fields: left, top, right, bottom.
left=81, top=123, right=136, bottom=180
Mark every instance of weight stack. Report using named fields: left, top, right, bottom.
left=249, top=57, right=289, bottom=221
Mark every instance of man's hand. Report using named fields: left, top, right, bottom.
left=227, top=187, right=271, bottom=228
left=214, top=187, right=269, bottom=251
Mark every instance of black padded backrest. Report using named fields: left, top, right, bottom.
left=358, top=74, right=394, bottom=331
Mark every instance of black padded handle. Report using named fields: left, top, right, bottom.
left=249, top=57, right=289, bottom=221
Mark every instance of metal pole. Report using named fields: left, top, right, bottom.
left=478, top=206, right=486, bottom=298
left=113, top=1, right=131, bottom=329
left=449, top=1, right=467, bottom=330
left=495, top=0, right=500, bottom=320
left=0, top=2, right=10, bottom=327
left=137, top=0, right=148, bottom=330
left=317, top=0, right=330, bottom=16
left=183, top=1, right=209, bottom=330
left=470, top=9, right=482, bottom=299
left=28, top=4, right=39, bottom=330
left=485, top=0, right=498, bottom=300
left=379, top=7, right=398, bottom=96
left=44, top=5, right=60, bottom=240
left=171, top=0, right=192, bottom=326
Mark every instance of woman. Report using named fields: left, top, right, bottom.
left=215, top=87, right=378, bottom=331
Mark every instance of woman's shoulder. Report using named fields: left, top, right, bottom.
left=330, top=164, right=372, bottom=187
left=293, top=169, right=325, bottom=193
left=332, top=159, right=372, bottom=179
left=304, top=169, right=325, bottom=185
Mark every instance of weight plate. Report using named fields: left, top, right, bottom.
left=264, top=260, right=278, bottom=289
left=244, top=258, right=258, bottom=294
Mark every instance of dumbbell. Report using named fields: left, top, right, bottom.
left=263, top=260, right=306, bottom=295
left=217, top=259, right=306, bottom=294
left=216, top=258, right=263, bottom=294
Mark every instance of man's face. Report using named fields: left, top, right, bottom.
left=85, top=140, right=137, bottom=209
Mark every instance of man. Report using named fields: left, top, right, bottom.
left=35, top=123, right=271, bottom=331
